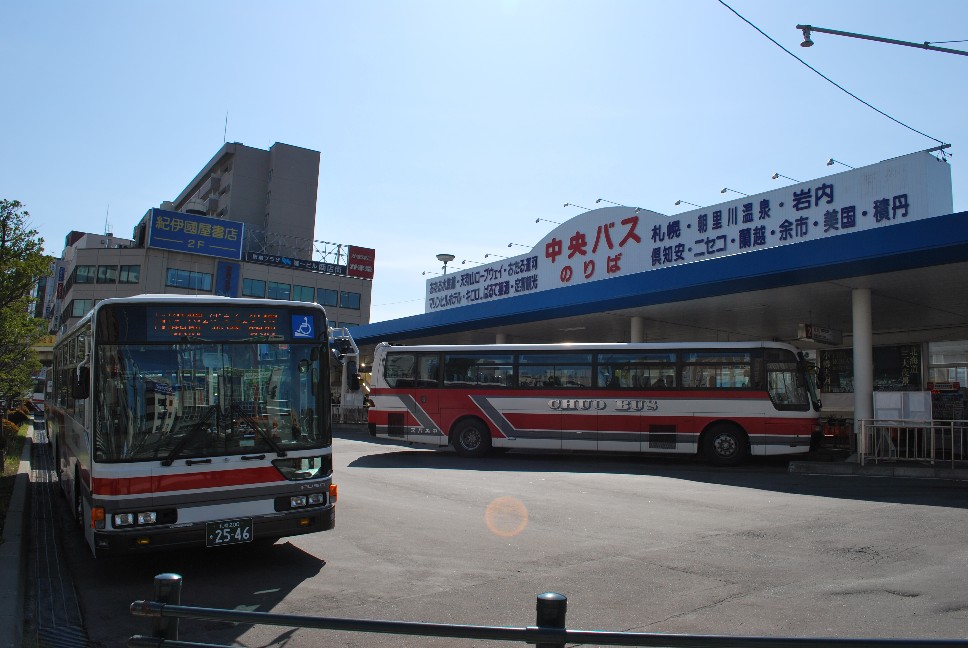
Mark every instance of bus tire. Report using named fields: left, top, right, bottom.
left=702, top=423, right=749, bottom=466
left=451, top=419, right=492, bottom=458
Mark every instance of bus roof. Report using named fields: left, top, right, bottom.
left=373, top=340, right=803, bottom=353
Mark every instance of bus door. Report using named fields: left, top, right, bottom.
left=764, top=353, right=813, bottom=451
left=411, top=354, right=445, bottom=445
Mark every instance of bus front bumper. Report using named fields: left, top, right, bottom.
left=92, top=505, right=335, bottom=556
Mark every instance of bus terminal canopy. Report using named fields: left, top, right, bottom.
left=351, top=150, right=968, bottom=354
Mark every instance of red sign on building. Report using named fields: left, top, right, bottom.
left=347, top=246, right=376, bottom=280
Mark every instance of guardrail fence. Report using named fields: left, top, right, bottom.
left=859, top=419, right=967, bottom=467
left=129, top=574, right=968, bottom=648
left=337, top=406, right=366, bottom=424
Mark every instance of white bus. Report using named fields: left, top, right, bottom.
left=368, top=341, right=821, bottom=465
left=46, top=295, right=337, bottom=556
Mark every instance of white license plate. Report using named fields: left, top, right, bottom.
left=206, top=518, right=253, bottom=547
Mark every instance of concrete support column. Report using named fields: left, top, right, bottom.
left=852, top=288, right=874, bottom=444
left=630, top=317, right=644, bottom=343
left=495, top=333, right=507, bottom=344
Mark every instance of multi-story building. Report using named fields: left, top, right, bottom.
left=45, top=141, right=375, bottom=334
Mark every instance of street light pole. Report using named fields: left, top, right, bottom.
left=797, top=24, right=968, bottom=57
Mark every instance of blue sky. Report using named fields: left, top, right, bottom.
left=2, top=1, right=965, bottom=323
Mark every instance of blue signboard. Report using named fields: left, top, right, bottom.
left=147, top=208, right=244, bottom=260
left=215, top=261, right=241, bottom=297
left=291, top=314, right=315, bottom=339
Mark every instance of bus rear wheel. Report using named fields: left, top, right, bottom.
left=703, top=424, right=749, bottom=466
left=451, top=419, right=492, bottom=458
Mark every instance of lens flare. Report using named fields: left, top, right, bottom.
left=484, top=495, right=528, bottom=538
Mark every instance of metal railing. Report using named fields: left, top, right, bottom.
left=129, top=574, right=968, bottom=648
left=859, top=419, right=967, bottom=467
left=334, top=405, right=366, bottom=424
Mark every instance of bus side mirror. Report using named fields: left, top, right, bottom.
left=347, top=360, right=360, bottom=391
left=71, top=366, right=90, bottom=399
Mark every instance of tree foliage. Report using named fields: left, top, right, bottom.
left=0, top=200, right=53, bottom=405
left=0, top=200, right=51, bottom=309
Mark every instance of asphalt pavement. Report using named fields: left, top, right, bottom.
left=4, top=420, right=966, bottom=647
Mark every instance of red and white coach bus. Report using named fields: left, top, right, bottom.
left=46, top=295, right=337, bottom=556
left=367, top=341, right=821, bottom=465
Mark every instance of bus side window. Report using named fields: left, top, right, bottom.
left=385, top=354, right=415, bottom=388
left=417, top=355, right=439, bottom=388
left=71, top=365, right=90, bottom=399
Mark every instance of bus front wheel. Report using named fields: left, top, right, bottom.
left=451, top=419, right=492, bottom=458
left=702, top=424, right=749, bottom=466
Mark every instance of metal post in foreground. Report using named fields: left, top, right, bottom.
left=534, top=592, right=567, bottom=648
left=152, top=573, right=183, bottom=640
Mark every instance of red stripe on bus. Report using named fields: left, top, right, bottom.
left=92, top=466, right=283, bottom=496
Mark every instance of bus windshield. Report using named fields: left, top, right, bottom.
left=765, top=351, right=811, bottom=410
left=95, top=341, right=327, bottom=462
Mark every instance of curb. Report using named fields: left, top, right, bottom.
left=0, top=435, right=32, bottom=648
left=789, top=458, right=968, bottom=480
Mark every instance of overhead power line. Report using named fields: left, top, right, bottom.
left=717, top=0, right=948, bottom=147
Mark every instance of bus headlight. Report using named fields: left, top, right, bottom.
left=290, top=495, right=308, bottom=508
left=308, top=493, right=326, bottom=506
left=114, top=513, right=135, bottom=527
left=114, top=511, right=159, bottom=527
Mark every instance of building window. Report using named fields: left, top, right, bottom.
left=166, top=268, right=213, bottom=291
left=119, top=265, right=141, bottom=284
left=267, top=281, right=291, bottom=300
left=242, top=278, right=266, bottom=298
left=74, top=265, right=96, bottom=284
left=340, top=291, right=361, bottom=310
left=96, top=265, right=119, bottom=284
left=70, top=299, right=94, bottom=318
left=317, top=289, right=338, bottom=307
left=293, top=285, right=314, bottom=303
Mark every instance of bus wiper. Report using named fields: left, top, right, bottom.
left=161, top=404, right=219, bottom=466
left=230, top=403, right=287, bottom=457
